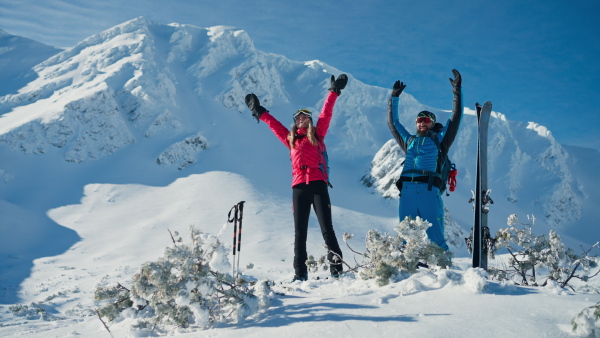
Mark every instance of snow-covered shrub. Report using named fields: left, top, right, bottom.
left=310, top=216, right=452, bottom=286
left=94, top=226, right=273, bottom=332
left=489, top=214, right=599, bottom=289
left=94, top=283, right=133, bottom=321
left=9, top=303, right=61, bottom=321
left=571, top=301, right=600, bottom=336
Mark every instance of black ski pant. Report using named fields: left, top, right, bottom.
left=292, top=180, right=343, bottom=276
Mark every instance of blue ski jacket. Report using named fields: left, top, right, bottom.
left=387, top=93, right=462, bottom=182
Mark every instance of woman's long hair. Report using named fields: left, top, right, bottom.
left=288, top=119, right=318, bottom=148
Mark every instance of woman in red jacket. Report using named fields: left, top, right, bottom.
left=245, top=74, right=347, bottom=282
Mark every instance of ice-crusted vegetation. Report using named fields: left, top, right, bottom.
left=94, top=227, right=273, bottom=334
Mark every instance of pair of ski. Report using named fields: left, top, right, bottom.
left=467, top=101, right=495, bottom=270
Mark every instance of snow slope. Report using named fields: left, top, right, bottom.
left=0, top=29, right=62, bottom=96
left=0, top=171, right=598, bottom=337
left=0, top=17, right=599, bottom=337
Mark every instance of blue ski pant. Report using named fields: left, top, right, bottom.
left=399, top=182, right=449, bottom=251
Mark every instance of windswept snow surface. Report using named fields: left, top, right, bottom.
left=0, top=17, right=599, bottom=337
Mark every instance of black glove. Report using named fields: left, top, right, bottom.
left=245, top=93, right=267, bottom=121
left=328, top=74, right=348, bottom=95
left=449, top=69, right=461, bottom=94
left=391, top=80, right=406, bottom=97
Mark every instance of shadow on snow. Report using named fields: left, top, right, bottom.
left=234, top=295, right=449, bottom=329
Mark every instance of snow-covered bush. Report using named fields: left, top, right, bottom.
left=489, top=214, right=599, bottom=289
left=9, top=303, right=61, bottom=321
left=94, top=226, right=273, bottom=333
left=309, top=216, right=452, bottom=286
left=571, top=301, right=600, bottom=336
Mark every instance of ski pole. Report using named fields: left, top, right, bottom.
left=236, top=201, right=245, bottom=278
left=228, top=203, right=239, bottom=277
left=227, top=201, right=246, bottom=278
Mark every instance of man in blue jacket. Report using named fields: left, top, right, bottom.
left=387, top=69, right=462, bottom=251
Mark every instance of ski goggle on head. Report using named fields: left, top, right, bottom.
left=293, top=109, right=313, bottom=121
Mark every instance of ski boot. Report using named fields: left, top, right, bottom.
left=291, top=273, right=308, bottom=282
left=330, top=264, right=343, bottom=279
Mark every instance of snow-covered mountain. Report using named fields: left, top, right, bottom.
left=0, top=17, right=598, bottom=336
left=1, top=17, right=593, bottom=235
left=0, top=17, right=427, bottom=162
left=0, top=29, right=62, bottom=97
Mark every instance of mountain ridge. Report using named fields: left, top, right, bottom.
left=0, top=17, right=597, bottom=305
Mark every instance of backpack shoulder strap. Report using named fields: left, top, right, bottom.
left=428, top=131, right=441, bottom=150
left=407, top=135, right=416, bottom=149
left=314, top=134, right=333, bottom=188
left=428, top=132, right=446, bottom=174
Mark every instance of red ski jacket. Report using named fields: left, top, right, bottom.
left=259, top=91, right=338, bottom=187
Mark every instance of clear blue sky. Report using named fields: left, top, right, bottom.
left=1, top=0, right=599, bottom=149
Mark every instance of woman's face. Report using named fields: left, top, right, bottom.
left=295, top=114, right=311, bottom=128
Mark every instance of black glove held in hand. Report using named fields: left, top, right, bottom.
left=391, top=80, right=406, bottom=97
left=245, top=93, right=267, bottom=121
left=328, top=74, right=348, bottom=95
left=449, top=69, right=461, bottom=94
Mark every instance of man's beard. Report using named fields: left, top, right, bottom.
left=416, top=128, right=429, bottom=137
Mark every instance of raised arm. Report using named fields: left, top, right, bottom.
left=441, top=69, right=462, bottom=151
left=245, top=93, right=291, bottom=149
left=387, top=80, right=411, bottom=152
left=315, top=74, right=347, bottom=139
